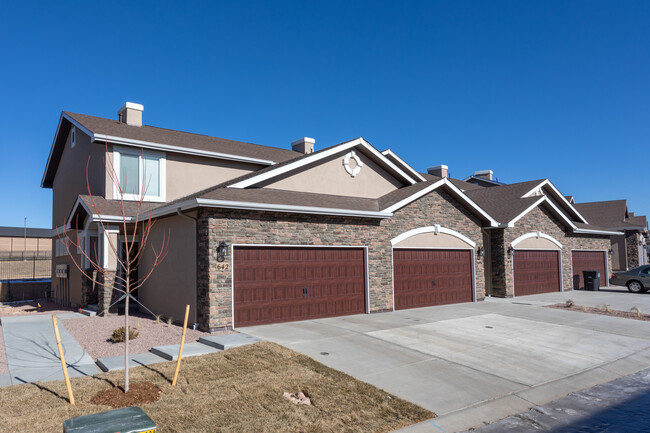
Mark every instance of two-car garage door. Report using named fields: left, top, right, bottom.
left=233, top=247, right=366, bottom=327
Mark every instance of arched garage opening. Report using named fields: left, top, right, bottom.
left=511, top=232, right=562, bottom=296
left=392, top=225, right=476, bottom=310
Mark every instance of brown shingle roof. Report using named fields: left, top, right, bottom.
left=78, top=195, right=158, bottom=219
left=573, top=200, right=647, bottom=230
left=65, top=112, right=300, bottom=163
left=464, top=180, right=546, bottom=222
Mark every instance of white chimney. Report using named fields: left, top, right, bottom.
left=474, top=170, right=493, bottom=181
left=118, top=102, right=144, bottom=127
left=291, top=137, right=315, bottom=154
left=427, top=164, right=448, bottom=178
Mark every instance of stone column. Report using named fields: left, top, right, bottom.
left=626, top=231, right=640, bottom=270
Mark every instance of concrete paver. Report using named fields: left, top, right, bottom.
left=198, top=333, right=260, bottom=350
left=96, top=352, right=169, bottom=372
left=1, top=314, right=99, bottom=384
left=150, top=342, right=221, bottom=361
left=241, top=290, right=650, bottom=432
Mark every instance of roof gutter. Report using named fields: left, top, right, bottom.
left=573, top=228, right=624, bottom=236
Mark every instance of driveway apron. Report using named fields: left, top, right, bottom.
left=1, top=314, right=99, bottom=385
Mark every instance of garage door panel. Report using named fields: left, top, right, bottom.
left=513, top=250, right=560, bottom=296
left=234, top=247, right=366, bottom=327
left=571, top=251, right=606, bottom=289
left=394, top=249, right=473, bottom=310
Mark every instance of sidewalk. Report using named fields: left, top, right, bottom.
left=0, top=314, right=99, bottom=385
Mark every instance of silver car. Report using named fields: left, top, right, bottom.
left=609, top=265, right=650, bottom=293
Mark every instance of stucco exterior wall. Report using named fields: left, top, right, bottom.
left=260, top=150, right=404, bottom=199
left=139, top=214, right=197, bottom=324
left=196, top=189, right=486, bottom=331
left=0, top=237, right=51, bottom=256
left=611, top=234, right=627, bottom=271
left=52, top=129, right=105, bottom=228
left=489, top=205, right=611, bottom=297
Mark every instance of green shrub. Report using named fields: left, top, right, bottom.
left=110, top=326, right=139, bottom=343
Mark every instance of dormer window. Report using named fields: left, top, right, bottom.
left=71, top=127, right=76, bottom=148
left=113, top=146, right=166, bottom=202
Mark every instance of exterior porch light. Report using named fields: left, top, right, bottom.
left=507, top=246, right=515, bottom=257
left=217, top=241, right=229, bottom=262
left=608, top=249, right=614, bottom=256
left=476, top=246, right=484, bottom=259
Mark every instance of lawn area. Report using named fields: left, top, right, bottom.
left=0, top=342, right=433, bottom=432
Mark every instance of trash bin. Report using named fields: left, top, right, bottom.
left=583, top=270, right=600, bottom=291
left=573, top=275, right=581, bottom=290
left=63, top=407, right=156, bottom=433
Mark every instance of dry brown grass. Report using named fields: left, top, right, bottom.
left=0, top=342, right=433, bottom=432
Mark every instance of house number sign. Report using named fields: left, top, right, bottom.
left=215, top=263, right=230, bottom=272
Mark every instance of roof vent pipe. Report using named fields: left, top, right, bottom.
left=427, top=164, right=448, bottom=178
left=117, top=102, right=144, bottom=127
left=291, top=137, right=315, bottom=154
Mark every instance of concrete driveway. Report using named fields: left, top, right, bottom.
left=241, top=288, right=650, bottom=432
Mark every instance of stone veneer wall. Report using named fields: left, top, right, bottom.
left=196, top=189, right=486, bottom=331
left=490, top=206, right=611, bottom=297
left=625, top=230, right=641, bottom=269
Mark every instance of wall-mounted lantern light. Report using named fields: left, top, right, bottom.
left=217, top=241, right=229, bottom=262
left=476, top=246, right=484, bottom=259
left=608, top=249, right=614, bottom=256
left=639, top=241, right=645, bottom=246
left=507, top=246, right=515, bottom=257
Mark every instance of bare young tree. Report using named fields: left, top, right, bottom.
left=58, top=149, right=169, bottom=392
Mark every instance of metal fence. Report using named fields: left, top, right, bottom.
left=0, top=256, right=52, bottom=281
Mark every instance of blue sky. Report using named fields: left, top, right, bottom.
left=0, top=1, right=648, bottom=228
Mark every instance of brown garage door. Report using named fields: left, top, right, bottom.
left=233, top=247, right=366, bottom=327
left=393, top=249, right=473, bottom=310
left=513, top=250, right=560, bottom=296
left=572, top=251, right=606, bottom=289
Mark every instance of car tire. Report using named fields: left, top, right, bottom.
left=627, top=280, right=645, bottom=293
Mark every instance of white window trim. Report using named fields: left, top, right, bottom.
left=113, top=145, right=166, bottom=202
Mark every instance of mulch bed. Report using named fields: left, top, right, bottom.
left=90, top=381, right=162, bottom=408
left=546, top=303, right=650, bottom=321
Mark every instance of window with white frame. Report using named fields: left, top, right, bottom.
left=113, top=146, right=166, bottom=202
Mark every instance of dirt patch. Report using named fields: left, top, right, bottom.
left=0, top=300, right=76, bottom=317
left=61, top=313, right=232, bottom=359
left=546, top=303, right=650, bottom=321
left=0, top=342, right=434, bottom=433
left=90, top=381, right=161, bottom=408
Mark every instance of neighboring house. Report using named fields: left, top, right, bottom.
left=454, top=179, right=620, bottom=295
left=573, top=200, right=649, bottom=271
left=39, top=102, right=626, bottom=331
left=0, top=226, right=53, bottom=257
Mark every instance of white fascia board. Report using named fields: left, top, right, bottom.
left=542, top=196, right=579, bottom=230
left=92, top=214, right=135, bottom=223
left=148, top=197, right=393, bottom=220
left=442, top=179, right=499, bottom=227
left=230, top=138, right=417, bottom=189
left=573, top=228, right=624, bottom=236
left=506, top=196, right=548, bottom=227
left=92, top=133, right=276, bottom=166
left=521, top=179, right=588, bottom=224
left=41, top=114, right=65, bottom=188
left=381, top=178, right=499, bottom=227
left=381, top=179, right=446, bottom=214
left=380, top=149, right=427, bottom=182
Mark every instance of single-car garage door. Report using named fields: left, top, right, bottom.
left=233, top=247, right=366, bottom=327
left=513, top=250, right=560, bottom=296
left=393, top=249, right=473, bottom=310
left=572, top=251, right=607, bottom=289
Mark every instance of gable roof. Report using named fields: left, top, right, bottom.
left=227, top=138, right=421, bottom=189
left=574, top=200, right=648, bottom=231
left=42, top=111, right=300, bottom=188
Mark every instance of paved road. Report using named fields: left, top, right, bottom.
left=465, top=368, right=650, bottom=432
left=1, top=314, right=98, bottom=385
left=241, top=288, right=650, bottom=433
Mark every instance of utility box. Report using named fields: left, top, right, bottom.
left=63, top=406, right=156, bottom=433
left=583, top=270, right=600, bottom=292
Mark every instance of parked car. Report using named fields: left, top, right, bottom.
left=609, top=265, right=650, bottom=293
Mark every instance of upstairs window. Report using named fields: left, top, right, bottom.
left=114, top=146, right=166, bottom=202
left=70, top=126, right=76, bottom=148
